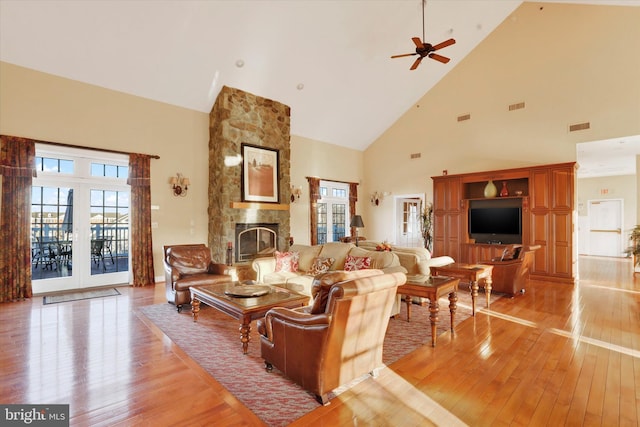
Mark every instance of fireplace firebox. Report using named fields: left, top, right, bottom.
left=235, top=223, right=279, bottom=263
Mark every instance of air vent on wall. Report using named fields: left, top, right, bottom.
left=410, top=153, right=421, bottom=159
left=508, top=102, right=525, bottom=111
left=457, top=113, right=471, bottom=122
left=569, top=122, right=590, bottom=132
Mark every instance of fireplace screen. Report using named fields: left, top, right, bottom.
left=236, top=223, right=278, bottom=262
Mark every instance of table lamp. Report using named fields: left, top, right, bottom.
left=350, top=215, right=364, bottom=247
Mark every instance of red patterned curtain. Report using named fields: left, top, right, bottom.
left=0, top=136, right=37, bottom=302
left=307, top=177, right=320, bottom=245
left=128, top=153, right=155, bottom=287
left=349, top=182, right=358, bottom=237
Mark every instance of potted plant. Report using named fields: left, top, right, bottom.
left=421, top=202, right=434, bottom=253
left=624, top=225, right=640, bottom=273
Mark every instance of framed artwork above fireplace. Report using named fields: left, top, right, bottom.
left=241, top=144, right=279, bottom=203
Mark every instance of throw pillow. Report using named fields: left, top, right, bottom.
left=343, top=255, right=371, bottom=271
left=308, top=257, right=335, bottom=276
left=274, top=251, right=299, bottom=272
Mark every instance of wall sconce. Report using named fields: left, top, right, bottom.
left=290, top=185, right=302, bottom=203
left=371, top=191, right=390, bottom=206
left=169, top=173, right=190, bottom=197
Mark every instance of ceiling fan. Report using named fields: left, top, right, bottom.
left=391, top=0, right=456, bottom=70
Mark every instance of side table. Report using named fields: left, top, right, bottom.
left=429, top=263, right=493, bottom=316
left=397, top=275, right=460, bottom=347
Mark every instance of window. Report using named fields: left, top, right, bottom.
left=31, top=145, right=130, bottom=291
left=316, top=180, right=350, bottom=244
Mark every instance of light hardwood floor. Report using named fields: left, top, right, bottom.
left=1, top=256, right=638, bottom=426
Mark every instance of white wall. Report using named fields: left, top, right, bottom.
left=289, top=135, right=363, bottom=245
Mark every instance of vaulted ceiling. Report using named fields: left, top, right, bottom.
left=1, top=0, right=639, bottom=176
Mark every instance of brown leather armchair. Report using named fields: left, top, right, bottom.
left=481, top=245, right=540, bottom=297
left=257, top=269, right=407, bottom=405
left=163, top=244, right=231, bottom=312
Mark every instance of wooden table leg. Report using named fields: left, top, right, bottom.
left=405, top=294, right=412, bottom=321
left=240, top=315, right=251, bottom=355
left=484, top=277, right=492, bottom=309
left=448, top=291, right=457, bottom=333
left=428, top=298, right=439, bottom=347
left=191, top=297, right=200, bottom=322
left=470, top=280, right=478, bottom=316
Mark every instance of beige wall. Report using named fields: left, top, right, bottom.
left=289, top=135, right=364, bottom=245
left=1, top=2, right=639, bottom=280
left=0, top=61, right=211, bottom=281
left=0, top=61, right=361, bottom=279
left=363, top=3, right=640, bottom=242
left=577, top=175, right=637, bottom=254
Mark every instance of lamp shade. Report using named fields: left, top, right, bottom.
left=350, top=215, right=364, bottom=228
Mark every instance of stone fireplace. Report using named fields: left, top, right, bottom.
left=207, top=86, right=291, bottom=264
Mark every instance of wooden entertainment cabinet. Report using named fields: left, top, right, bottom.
left=432, top=162, right=576, bottom=284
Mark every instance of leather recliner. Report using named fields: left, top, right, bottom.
left=257, top=269, right=407, bottom=405
left=163, top=244, right=232, bottom=312
left=481, top=244, right=540, bottom=296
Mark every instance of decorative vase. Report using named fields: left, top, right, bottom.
left=500, top=181, right=509, bottom=197
left=484, top=180, right=497, bottom=198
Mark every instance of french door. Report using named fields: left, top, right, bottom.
left=316, top=181, right=350, bottom=244
left=395, top=196, right=424, bottom=247
left=31, top=146, right=130, bottom=293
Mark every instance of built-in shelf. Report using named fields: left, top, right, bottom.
left=466, top=196, right=526, bottom=201
left=464, top=177, right=528, bottom=199
left=230, top=202, right=290, bottom=211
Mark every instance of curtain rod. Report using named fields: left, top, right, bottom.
left=306, top=176, right=359, bottom=186
left=2, top=134, right=160, bottom=159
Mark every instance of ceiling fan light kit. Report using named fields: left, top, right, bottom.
left=391, top=0, right=456, bottom=70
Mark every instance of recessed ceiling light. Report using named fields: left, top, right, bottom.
left=235, top=59, right=244, bottom=68
left=296, top=83, right=304, bottom=90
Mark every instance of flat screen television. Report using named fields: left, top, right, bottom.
left=469, top=207, right=522, bottom=242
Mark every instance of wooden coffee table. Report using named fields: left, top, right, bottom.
left=397, top=275, right=460, bottom=347
left=429, top=263, right=493, bottom=316
left=190, top=283, right=309, bottom=354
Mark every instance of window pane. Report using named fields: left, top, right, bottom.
left=60, top=159, right=74, bottom=174
left=43, top=158, right=58, bottom=172
left=104, top=164, right=118, bottom=178
left=332, top=204, right=346, bottom=242
left=91, top=163, right=104, bottom=176
left=91, top=162, right=128, bottom=179
left=317, top=203, right=327, bottom=245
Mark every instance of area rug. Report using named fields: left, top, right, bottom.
left=139, top=289, right=500, bottom=426
left=43, top=287, right=121, bottom=304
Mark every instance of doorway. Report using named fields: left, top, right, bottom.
left=394, top=195, right=424, bottom=247
left=31, top=146, right=130, bottom=294
left=585, top=199, right=624, bottom=257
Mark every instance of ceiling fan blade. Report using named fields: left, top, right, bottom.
left=429, top=53, right=450, bottom=64
left=410, top=56, right=423, bottom=70
left=432, top=38, right=456, bottom=51
left=391, top=53, right=418, bottom=58
left=411, top=37, right=424, bottom=48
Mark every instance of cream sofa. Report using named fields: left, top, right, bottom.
left=251, top=241, right=406, bottom=297
left=357, top=242, right=454, bottom=304
left=357, top=241, right=454, bottom=276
